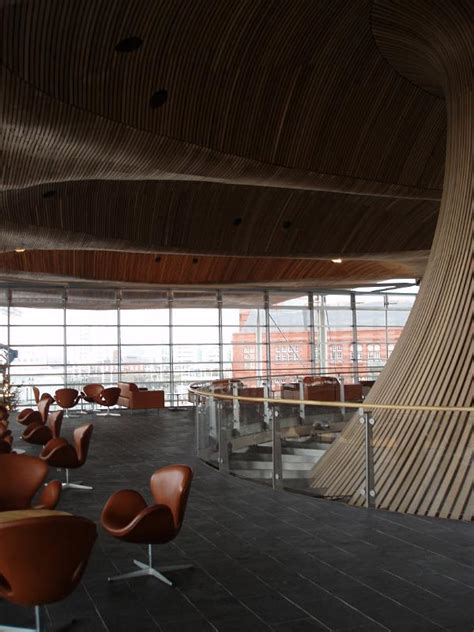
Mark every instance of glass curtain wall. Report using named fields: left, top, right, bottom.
left=0, top=288, right=416, bottom=407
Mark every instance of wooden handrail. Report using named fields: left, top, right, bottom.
left=188, top=386, right=473, bottom=414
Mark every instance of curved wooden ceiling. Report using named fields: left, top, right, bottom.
left=0, top=0, right=447, bottom=287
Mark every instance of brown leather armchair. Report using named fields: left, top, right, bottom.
left=0, top=433, right=13, bottom=454
left=54, top=388, right=80, bottom=417
left=0, top=404, right=9, bottom=422
left=0, top=511, right=96, bottom=632
left=0, top=453, right=61, bottom=511
left=101, top=464, right=193, bottom=586
left=81, top=383, right=104, bottom=411
left=0, top=416, right=12, bottom=453
left=33, top=385, right=54, bottom=405
left=22, top=410, right=64, bottom=446
left=117, top=382, right=165, bottom=409
left=40, top=424, right=93, bottom=491
left=96, top=386, right=121, bottom=416
left=17, top=396, right=53, bottom=428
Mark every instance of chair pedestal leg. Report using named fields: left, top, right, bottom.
left=61, top=469, right=93, bottom=491
left=1, top=605, right=42, bottom=632
left=107, top=545, right=193, bottom=586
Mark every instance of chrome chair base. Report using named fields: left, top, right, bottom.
left=2, top=605, right=41, bottom=632
left=62, top=482, right=93, bottom=490
left=96, top=407, right=120, bottom=417
left=107, top=545, right=192, bottom=587
left=61, top=470, right=93, bottom=491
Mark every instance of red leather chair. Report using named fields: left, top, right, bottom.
left=0, top=453, right=61, bottom=511
left=33, top=385, right=54, bottom=405
left=0, top=404, right=9, bottom=422
left=40, top=424, right=93, bottom=491
left=81, top=383, right=104, bottom=411
left=101, top=465, right=193, bottom=586
left=0, top=512, right=96, bottom=632
left=1, top=412, right=12, bottom=449
left=54, top=388, right=80, bottom=417
left=96, top=386, right=121, bottom=416
left=17, top=396, right=53, bottom=428
left=0, top=419, right=13, bottom=454
left=22, top=410, right=64, bottom=446
left=0, top=434, right=13, bottom=454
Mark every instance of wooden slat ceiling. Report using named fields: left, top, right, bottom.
left=0, top=0, right=446, bottom=287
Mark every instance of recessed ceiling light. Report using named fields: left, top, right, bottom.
left=155, top=256, right=161, bottom=263
left=15, top=248, right=26, bottom=253
left=150, top=89, right=168, bottom=109
left=42, top=190, right=57, bottom=198
left=233, top=217, right=242, bottom=226
left=115, top=36, right=143, bottom=53
left=331, top=258, right=343, bottom=263
left=192, top=258, right=198, bottom=264
left=282, top=221, right=292, bottom=229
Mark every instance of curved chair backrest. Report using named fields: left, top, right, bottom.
left=100, top=387, right=121, bottom=406
left=73, top=424, right=93, bottom=465
left=55, top=388, right=79, bottom=408
left=0, top=438, right=12, bottom=454
left=0, top=454, right=48, bottom=510
left=0, top=514, right=97, bottom=606
left=83, top=383, right=104, bottom=399
left=37, top=397, right=52, bottom=424
left=0, top=405, right=9, bottom=422
left=47, top=410, right=64, bottom=438
left=150, top=465, right=193, bottom=531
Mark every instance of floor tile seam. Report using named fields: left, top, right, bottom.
left=293, top=562, right=448, bottom=631
left=161, top=585, right=220, bottom=632
left=81, top=582, right=111, bottom=632
left=381, top=569, right=452, bottom=600
left=374, top=529, right=474, bottom=570
left=281, top=569, right=392, bottom=632
left=279, top=508, right=384, bottom=551
left=415, top=565, right=474, bottom=590
left=274, top=518, right=380, bottom=556
left=371, top=517, right=473, bottom=554
left=178, top=559, right=275, bottom=629
left=372, top=511, right=469, bottom=535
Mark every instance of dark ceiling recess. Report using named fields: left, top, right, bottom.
left=150, top=89, right=168, bottom=109
left=233, top=217, right=242, bottom=226
left=155, top=256, right=161, bottom=263
left=192, top=257, right=198, bottom=264
left=114, top=36, right=143, bottom=53
left=282, top=220, right=292, bottom=229
left=42, top=190, right=57, bottom=198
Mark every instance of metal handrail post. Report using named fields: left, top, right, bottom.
left=263, top=380, right=271, bottom=428
left=338, top=375, right=345, bottom=415
left=217, top=399, right=229, bottom=472
left=359, top=407, right=375, bottom=508
left=232, top=381, right=240, bottom=432
left=271, top=400, right=283, bottom=490
left=298, top=377, right=305, bottom=423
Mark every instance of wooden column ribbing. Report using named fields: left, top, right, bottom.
left=311, top=0, right=473, bottom=520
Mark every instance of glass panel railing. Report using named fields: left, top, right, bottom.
left=191, top=378, right=473, bottom=521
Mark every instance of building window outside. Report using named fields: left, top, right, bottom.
left=350, top=343, right=363, bottom=360
left=275, top=345, right=300, bottom=362
left=331, top=344, right=343, bottom=362
left=367, top=344, right=381, bottom=360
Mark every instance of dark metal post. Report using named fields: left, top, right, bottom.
left=359, top=408, right=376, bottom=508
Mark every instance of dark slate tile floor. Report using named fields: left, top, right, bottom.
left=2, top=409, right=473, bottom=631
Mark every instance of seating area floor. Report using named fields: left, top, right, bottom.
left=2, top=409, right=473, bottom=631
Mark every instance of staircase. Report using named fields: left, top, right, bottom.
left=229, top=442, right=327, bottom=486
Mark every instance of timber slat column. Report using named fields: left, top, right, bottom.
left=311, top=0, right=473, bottom=520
